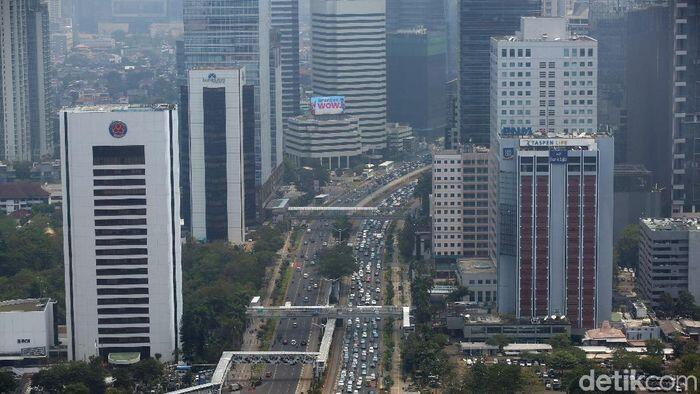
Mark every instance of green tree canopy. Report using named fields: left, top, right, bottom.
left=317, top=245, right=356, bottom=280
left=485, top=334, right=511, bottom=351
left=0, top=371, right=18, bottom=393
left=613, top=224, right=640, bottom=269
left=31, top=359, right=106, bottom=394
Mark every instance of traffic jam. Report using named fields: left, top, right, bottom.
left=335, top=182, right=416, bottom=394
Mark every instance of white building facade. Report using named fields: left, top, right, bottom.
left=60, top=106, right=182, bottom=362
left=490, top=17, right=597, bottom=139
left=188, top=69, right=248, bottom=244
left=311, top=0, right=388, bottom=152
left=0, top=298, right=54, bottom=358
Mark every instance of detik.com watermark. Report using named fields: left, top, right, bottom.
left=579, top=369, right=697, bottom=392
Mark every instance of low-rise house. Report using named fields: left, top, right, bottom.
left=582, top=321, right=628, bottom=346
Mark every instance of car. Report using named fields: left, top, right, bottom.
left=303, top=273, right=309, bottom=279
left=293, top=322, right=298, bottom=328
left=304, top=296, right=309, bottom=303
left=291, top=339, right=297, bottom=346
left=301, top=340, right=307, bottom=346
left=282, top=339, right=288, bottom=345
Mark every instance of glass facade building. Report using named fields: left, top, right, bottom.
left=459, top=0, right=539, bottom=145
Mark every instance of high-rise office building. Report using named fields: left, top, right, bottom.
left=387, top=27, right=447, bottom=139
left=271, top=0, right=301, bottom=125
left=386, top=0, right=445, bottom=32
left=490, top=18, right=598, bottom=139
left=638, top=218, right=700, bottom=308
left=623, top=4, right=671, bottom=187
left=183, top=0, right=282, bottom=185
left=670, top=0, right=700, bottom=216
left=459, top=0, right=539, bottom=145
left=0, top=0, right=54, bottom=162
left=188, top=69, right=256, bottom=244
left=311, top=0, right=387, bottom=152
left=60, top=105, right=182, bottom=362
left=493, top=132, right=614, bottom=330
left=431, top=146, right=490, bottom=259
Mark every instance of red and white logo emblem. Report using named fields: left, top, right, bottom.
left=108, top=120, right=128, bottom=138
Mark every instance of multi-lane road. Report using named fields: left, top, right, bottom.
left=230, top=159, right=427, bottom=393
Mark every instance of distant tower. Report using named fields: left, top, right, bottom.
left=311, top=0, right=388, bottom=152
left=0, top=0, right=54, bottom=161
left=459, top=0, right=539, bottom=146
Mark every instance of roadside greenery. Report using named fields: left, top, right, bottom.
left=180, top=226, right=283, bottom=362
left=317, top=244, right=356, bottom=280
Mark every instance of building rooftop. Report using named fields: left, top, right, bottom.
left=458, top=258, right=496, bottom=275
left=583, top=321, right=627, bottom=341
left=0, top=182, right=50, bottom=200
left=0, top=298, right=52, bottom=313
left=63, top=104, right=176, bottom=113
left=641, top=217, right=700, bottom=232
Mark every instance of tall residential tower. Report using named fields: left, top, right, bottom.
left=0, top=0, right=54, bottom=161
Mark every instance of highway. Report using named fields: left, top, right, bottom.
left=229, top=158, right=428, bottom=393
left=240, top=222, right=331, bottom=394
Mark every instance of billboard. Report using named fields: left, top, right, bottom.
left=311, top=96, right=345, bottom=115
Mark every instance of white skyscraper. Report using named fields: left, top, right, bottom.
left=490, top=17, right=597, bottom=141
left=60, top=105, right=182, bottom=362
left=188, top=69, right=251, bottom=244
left=311, top=0, right=388, bottom=152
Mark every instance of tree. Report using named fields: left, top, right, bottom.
left=129, top=358, right=163, bottom=388
left=671, top=334, right=698, bottom=357
left=13, top=161, right=32, bottom=179
left=644, top=338, right=665, bottom=356
left=548, top=348, right=587, bottom=372
left=332, top=217, right=353, bottom=242
left=659, top=293, right=676, bottom=317
left=675, top=290, right=700, bottom=319
left=317, top=245, right=356, bottom=280
left=413, top=172, right=432, bottom=216
left=547, top=333, right=573, bottom=349
left=462, top=363, right=524, bottom=393
left=446, top=286, right=471, bottom=303
left=398, top=215, right=416, bottom=260
left=636, top=356, right=664, bottom=376
left=31, top=360, right=106, bottom=393
left=613, top=224, right=640, bottom=269
left=0, top=371, right=18, bottom=393
left=611, top=348, right=639, bottom=370
left=486, top=334, right=511, bottom=351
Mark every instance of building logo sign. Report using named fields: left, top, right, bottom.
left=501, top=126, right=533, bottom=136
left=108, top=120, right=128, bottom=138
left=503, top=147, right=515, bottom=160
left=311, top=96, right=345, bottom=116
left=204, top=73, right=225, bottom=84
left=549, top=149, right=568, bottom=164
left=523, top=139, right=567, bottom=147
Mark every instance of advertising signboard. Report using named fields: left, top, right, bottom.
left=311, top=96, right=345, bottom=115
